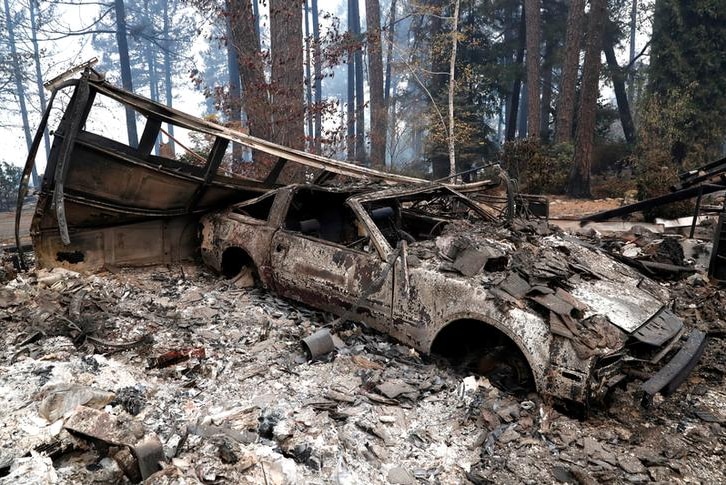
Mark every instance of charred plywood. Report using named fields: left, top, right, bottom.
left=33, top=217, right=198, bottom=270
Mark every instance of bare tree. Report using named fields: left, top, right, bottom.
left=225, top=0, right=242, bottom=165
left=627, top=0, right=636, bottom=101
left=346, top=0, right=356, bottom=159
left=304, top=0, right=313, bottom=150
left=505, top=11, right=525, bottom=141
left=603, top=27, right=636, bottom=144
left=4, top=0, right=38, bottom=186
left=114, top=0, right=138, bottom=147
left=366, top=0, right=386, bottom=169
left=447, top=0, right=460, bottom=177
left=311, top=0, right=322, bottom=154
left=29, top=0, right=50, bottom=169
left=383, top=0, right=397, bottom=104
left=162, top=0, right=177, bottom=153
left=350, top=0, right=365, bottom=161
left=524, top=0, right=541, bottom=139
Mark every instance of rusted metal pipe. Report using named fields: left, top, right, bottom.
left=302, top=329, right=335, bottom=360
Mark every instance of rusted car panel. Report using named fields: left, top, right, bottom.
left=201, top=184, right=705, bottom=406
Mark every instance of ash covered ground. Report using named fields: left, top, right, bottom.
left=0, top=261, right=724, bottom=484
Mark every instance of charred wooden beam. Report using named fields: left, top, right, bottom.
left=581, top=183, right=726, bottom=222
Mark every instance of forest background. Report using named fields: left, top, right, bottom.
left=0, top=0, right=725, bottom=213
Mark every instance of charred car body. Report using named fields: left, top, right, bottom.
left=201, top=184, right=706, bottom=408
left=20, top=67, right=706, bottom=410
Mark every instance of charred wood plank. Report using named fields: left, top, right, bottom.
left=581, top=184, right=726, bottom=222
left=138, top=117, right=162, bottom=156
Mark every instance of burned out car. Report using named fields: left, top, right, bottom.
left=201, top=183, right=706, bottom=408
left=21, top=68, right=705, bottom=410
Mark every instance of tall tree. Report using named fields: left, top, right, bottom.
left=114, top=0, right=138, bottom=147
left=427, top=0, right=451, bottom=177
left=225, top=0, right=242, bottom=165
left=162, top=0, right=176, bottom=153
left=647, top=0, right=726, bottom=164
left=627, top=0, right=637, bottom=102
left=29, top=0, right=50, bottom=168
left=311, top=0, right=322, bottom=154
left=228, top=0, right=271, bottom=141
left=447, top=0, right=460, bottom=177
left=524, top=0, right=541, bottom=139
left=304, top=0, right=313, bottom=150
left=4, top=0, right=38, bottom=186
left=346, top=0, right=356, bottom=159
left=554, top=0, right=585, bottom=144
left=505, top=10, right=525, bottom=141
left=383, top=0, right=397, bottom=104
left=603, top=22, right=636, bottom=144
left=539, top=39, right=553, bottom=140
left=270, top=0, right=304, bottom=149
left=350, top=0, right=365, bottom=160
left=567, top=0, right=607, bottom=197
left=366, top=0, right=386, bottom=169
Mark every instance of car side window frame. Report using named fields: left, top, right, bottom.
left=274, top=187, right=387, bottom=260
left=346, top=199, right=393, bottom=261
left=228, top=191, right=279, bottom=225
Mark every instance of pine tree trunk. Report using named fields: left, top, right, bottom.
left=539, top=40, right=553, bottom=140
left=627, top=0, right=637, bottom=102
left=146, top=45, right=160, bottom=154
left=506, top=12, right=525, bottom=141
left=163, top=0, right=175, bottom=153
left=554, top=0, right=585, bottom=144
left=346, top=0, right=356, bottom=160
left=518, top=82, right=528, bottom=138
left=428, top=0, right=449, bottom=178
left=270, top=0, right=304, bottom=149
left=448, top=0, right=461, bottom=177
left=603, top=32, right=636, bottom=144
left=366, top=0, right=386, bottom=169
left=311, top=0, right=322, bottom=154
left=29, top=1, right=50, bottom=178
left=524, top=0, right=541, bottom=139
left=350, top=0, right=366, bottom=161
left=304, top=0, right=313, bottom=151
left=229, top=0, right=271, bottom=141
left=252, top=0, right=261, bottom=49
left=384, top=0, right=397, bottom=105
left=114, top=0, right=138, bottom=147
left=225, top=0, right=243, bottom=166
left=5, top=0, right=38, bottom=186
left=567, top=0, right=607, bottom=198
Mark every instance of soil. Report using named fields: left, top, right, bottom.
left=548, top=197, right=629, bottom=220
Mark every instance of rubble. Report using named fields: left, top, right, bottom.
left=0, top=262, right=724, bottom=483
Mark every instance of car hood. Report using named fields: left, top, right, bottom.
left=410, top=223, right=676, bottom=338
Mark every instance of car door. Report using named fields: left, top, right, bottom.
left=269, top=188, right=394, bottom=326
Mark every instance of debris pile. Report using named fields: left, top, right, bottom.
left=0, top=263, right=724, bottom=483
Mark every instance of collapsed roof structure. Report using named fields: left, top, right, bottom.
left=15, top=63, right=506, bottom=271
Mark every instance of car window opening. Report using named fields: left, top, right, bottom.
left=233, top=194, right=275, bottom=221
left=364, top=191, right=485, bottom=247
left=283, top=188, right=363, bottom=248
